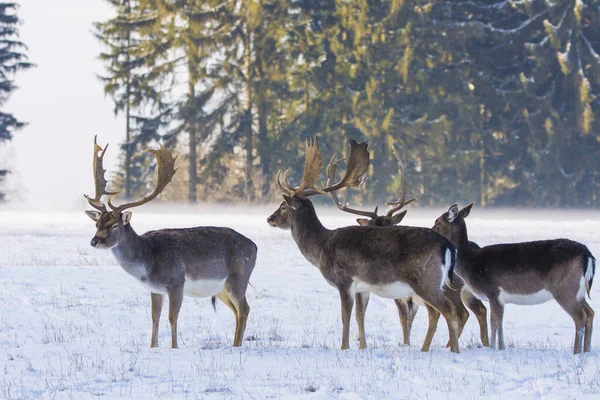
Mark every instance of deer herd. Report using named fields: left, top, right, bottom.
left=85, top=136, right=595, bottom=355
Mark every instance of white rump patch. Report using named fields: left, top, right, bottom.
left=498, top=287, right=553, bottom=306
left=183, top=278, right=227, bottom=298
left=353, top=278, right=413, bottom=299
left=577, top=276, right=586, bottom=301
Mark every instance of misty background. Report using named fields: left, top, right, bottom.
left=1, top=0, right=599, bottom=210
left=2, top=0, right=122, bottom=210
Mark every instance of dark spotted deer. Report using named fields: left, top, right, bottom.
left=267, top=138, right=461, bottom=352
left=84, top=136, right=257, bottom=348
left=327, top=148, right=489, bottom=348
left=433, top=203, right=595, bottom=354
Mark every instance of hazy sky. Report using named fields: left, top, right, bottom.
left=4, top=0, right=125, bottom=210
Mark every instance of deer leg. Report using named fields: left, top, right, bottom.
left=150, top=293, right=164, bottom=348
left=395, top=298, right=411, bottom=345
left=554, top=295, right=588, bottom=354
left=489, top=299, right=505, bottom=350
left=231, top=296, right=250, bottom=347
left=226, top=275, right=251, bottom=347
left=462, top=290, right=489, bottom=347
left=167, top=286, right=184, bottom=349
left=339, top=288, right=355, bottom=350
left=407, top=300, right=419, bottom=337
left=355, top=292, right=370, bottom=349
left=421, top=303, right=441, bottom=352
left=442, top=306, right=460, bottom=353
left=444, top=287, right=469, bottom=348
left=582, top=299, right=594, bottom=353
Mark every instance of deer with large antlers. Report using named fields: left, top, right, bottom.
left=327, top=148, right=490, bottom=349
left=433, top=203, right=595, bottom=354
left=84, top=136, right=257, bottom=348
left=267, top=138, right=461, bottom=352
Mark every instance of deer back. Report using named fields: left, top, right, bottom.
left=466, top=239, right=593, bottom=295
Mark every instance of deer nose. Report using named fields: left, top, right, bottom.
left=90, top=237, right=100, bottom=247
left=267, top=215, right=276, bottom=227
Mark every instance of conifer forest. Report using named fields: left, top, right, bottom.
left=4, top=1, right=600, bottom=207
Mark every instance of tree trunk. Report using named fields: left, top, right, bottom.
left=124, top=10, right=132, bottom=199
left=256, top=55, right=269, bottom=198
left=125, top=82, right=132, bottom=199
left=244, top=31, right=254, bottom=201
left=188, top=79, right=197, bottom=204
left=479, top=136, right=486, bottom=207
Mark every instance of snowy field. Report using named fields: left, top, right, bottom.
left=0, top=204, right=599, bottom=399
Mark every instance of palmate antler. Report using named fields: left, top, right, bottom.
left=84, top=135, right=118, bottom=212
left=326, top=153, right=379, bottom=219
left=84, top=136, right=178, bottom=213
left=325, top=144, right=415, bottom=222
left=108, top=147, right=178, bottom=213
left=276, top=138, right=370, bottom=198
left=384, top=146, right=416, bottom=217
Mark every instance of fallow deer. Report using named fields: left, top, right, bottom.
left=84, top=136, right=257, bottom=348
left=327, top=148, right=489, bottom=348
left=433, top=203, right=595, bottom=354
left=267, top=138, right=461, bottom=352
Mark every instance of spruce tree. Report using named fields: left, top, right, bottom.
left=94, top=0, right=173, bottom=199
left=0, top=2, right=33, bottom=201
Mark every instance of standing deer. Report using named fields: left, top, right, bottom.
left=433, top=203, right=595, bottom=354
left=327, top=149, right=489, bottom=348
left=267, top=138, right=461, bottom=352
left=84, top=136, right=257, bottom=348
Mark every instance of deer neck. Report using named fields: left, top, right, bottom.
left=452, top=225, right=477, bottom=274
left=290, top=207, right=330, bottom=268
left=111, top=224, right=153, bottom=279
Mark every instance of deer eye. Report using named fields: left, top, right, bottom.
left=110, top=224, right=119, bottom=230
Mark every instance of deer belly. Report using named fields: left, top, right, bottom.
left=498, top=287, right=553, bottom=305
left=354, top=279, right=413, bottom=299
left=184, top=278, right=227, bottom=298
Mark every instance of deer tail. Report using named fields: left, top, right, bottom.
left=585, top=256, right=595, bottom=299
left=442, top=245, right=457, bottom=290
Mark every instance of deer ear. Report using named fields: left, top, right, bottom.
left=357, top=218, right=371, bottom=226
left=447, top=203, right=459, bottom=222
left=85, top=210, right=101, bottom=222
left=121, top=211, right=132, bottom=225
left=283, top=195, right=300, bottom=210
left=459, top=203, right=473, bottom=219
left=390, top=210, right=407, bottom=225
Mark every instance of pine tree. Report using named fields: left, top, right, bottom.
left=0, top=2, right=34, bottom=201
left=94, top=0, right=173, bottom=199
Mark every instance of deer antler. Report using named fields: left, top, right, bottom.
left=276, top=138, right=369, bottom=198
left=276, top=138, right=324, bottom=196
left=320, top=139, right=369, bottom=193
left=384, top=146, right=416, bottom=217
left=84, top=135, right=118, bottom=212
left=108, top=147, right=178, bottom=213
left=326, top=153, right=379, bottom=218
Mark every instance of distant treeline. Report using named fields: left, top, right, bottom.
left=94, top=0, right=600, bottom=207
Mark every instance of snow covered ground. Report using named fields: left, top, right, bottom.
left=0, top=204, right=599, bottom=399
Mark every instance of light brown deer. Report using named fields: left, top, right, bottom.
left=84, top=136, right=257, bottom=348
left=433, top=203, right=595, bottom=354
left=267, top=139, right=461, bottom=352
left=327, top=148, right=489, bottom=349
